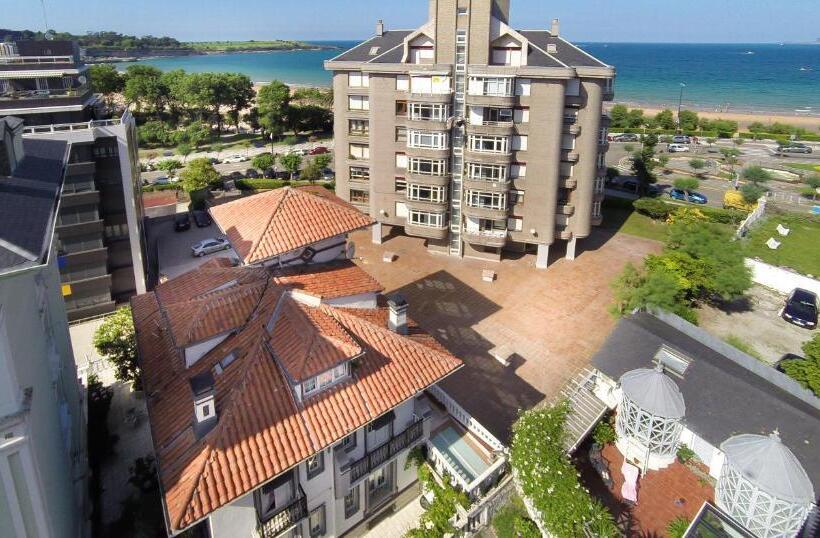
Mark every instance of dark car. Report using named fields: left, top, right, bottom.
left=208, top=157, right=221, bottom=165
left=245, top=168, right=260, bottom=178
left=322, top=168, right=336, bottom=181
left=778, top=143, right=812, bottom=154
left=263, top=167, right=277, bottom=179
left=669, top=188, right=707, bottom=204
left=782, top=288, right=818, bottom=329
left=275, top=171, right=291, bottom=180
left=309, top=146, right=329, bottom=155
left=193, top=210, right=213, bottom=228
left=228, top=171, right=244, bottom=180
left=613, top=133, right=639, bottom=142
left=174, top=212, right=191, bottom=232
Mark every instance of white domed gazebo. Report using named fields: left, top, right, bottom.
left=716, top=432, right=815, bottom=538
left=615, top=364, right=685, bottom=471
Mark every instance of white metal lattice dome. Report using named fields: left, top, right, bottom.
left=717, top=432, right=815, bottom=538
left=616, top=366, right=685, bottom=459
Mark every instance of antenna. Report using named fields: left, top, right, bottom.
left=40, top=0, right=51, bottom=33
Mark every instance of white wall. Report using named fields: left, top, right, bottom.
left=261, top=234, right=348, bottom=269
left=184, top=334, right=230, bottom=368
left=746, top=258, right=820, bottom=296
left=208, top=491, right=256, bottom=538
left=324, top=292, right=378, bottom=309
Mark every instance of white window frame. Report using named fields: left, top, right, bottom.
left=408, top=130, right=448, bottom=150
left=308, top=504, right=326, bottom=537
left=348, top=119, right=369, bottom=136
left=408, top=103, right=449, bottom=122
left=470, top=76, right=514, bottom=97
left=395, top=153, right=408, bottom=169
left=507, top=217, right=523, bottom=232
left=466, top=190, right=507, bottom=210
left=348, top=72, right=369, bottom=88
left=408, top=184, right=446, bottom=203
left=512, top=135, right=528, bottom=151
left=594, top=176, right=605, bottom=194
left=349, top=143, right=370, bottom=160
left=396, top=75, right=409, bottom=91
left=348, top=95, right=369, bottom=111
left=510, top=163, right=527, bottom=178
left=592, top=200, right=603, bottom=218
left=349, top=189, right=370, bottom=204
left=515, top=78, right=531, bottom=96
left=408, top=210, right=445, bottom=228
left=466, top=162, right=507, bottom=182
left=303, top=377, right=317, bottom=395
left=408, top=158, right=447, bottom=176
left=350, top=166, right=370, bottom=181
left=510, top=189, right=524, bottom=205
left=468, top=135, right=509, bottom=154
left=597, top=153, right=606, bottom=168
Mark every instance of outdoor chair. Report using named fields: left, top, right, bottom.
left=766, top=237, right=781, bottom=250
left=776, top=224, right=790, bottom=236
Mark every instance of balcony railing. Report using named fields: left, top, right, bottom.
left=350, top=418, right=424, bottom=483
left=23, top=118, right=122, bottom=135
left=465, top=229, right=507, bottom=239
left=256, top=485, right=308, bottom=538
left=0, top=55, right=76, bottom=65
left=0, top=86, right=89, bottom=100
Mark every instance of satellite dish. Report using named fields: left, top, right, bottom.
left=346, top=242, right=356, bottom=260
left=78, top=75, right=87, bottom=85
left=44, top=30, right=55, bottom=41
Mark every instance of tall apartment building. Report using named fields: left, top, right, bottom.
left=326, top=0, right=614, bottom=266
left=1, top=39, right=146, bottom=320
left=0, top=118, right=88, bottom=538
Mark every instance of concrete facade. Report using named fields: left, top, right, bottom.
left=326, top=0, right=614, bottom=265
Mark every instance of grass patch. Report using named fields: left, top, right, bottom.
left=742, top=213, right=820, bottom=276
left=787, top=163, right=820, bottom=173
left=492, top=494, right=540, bottom=538
left=601, top=198, right=669, bottom=242
left=725, top=335, right=763, bottom=361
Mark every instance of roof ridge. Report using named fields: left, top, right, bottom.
left=247, top=188, right=291, bottom=263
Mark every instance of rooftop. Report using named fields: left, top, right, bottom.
left=132, top=260, right=462, bottom=532
left=209, top=186, right=374, bottom=265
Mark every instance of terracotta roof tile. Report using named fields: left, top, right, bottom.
left=132, top=261, right=462, bottom=532
left=274, top=260, right=383, bottom=299
left=209, top=187, right=374, bottom=265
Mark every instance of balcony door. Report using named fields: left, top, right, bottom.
left=256, top=471, right=296, bottom=522
left=365, top=461, right=396, bottom=513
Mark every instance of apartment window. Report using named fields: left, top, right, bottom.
left=309, top=505, right=326, bottom=537
left=349, top=143, right=370, bottom=160
left=317, top=370, right=334, bottom=388
left=350, top=166, right=370, bottom=181
left=564, top=109, right=578, bottom=124
left=515, top=78, right=531, bottom=96
left=348, top=119, right=369, bottom=136
left=466, top=190, right=507, bottom=210
left=408, top=184, right=446, bottom=203
left=513, top=107, right=530, bottom=124
left=484, top=107, right=513, bottom=124
left=93, top=144, right=118, bottom=158
left=561, top=134, right=575, bottom=150
left=344, top=486, right=360, bottom=519
left=394, top=178, right=407, bottom=192
left=409, top=103, right=449, bottom=121
left=560, top=163, right=574, bottom=178
left=467, top=163, right=507, bottom=182
left=408, top=210, right=445, bottom=228
left=599, top=128, right=609, bottom=144
left=597, top=153, right=606, bottom=168
left=395, top=153, right=407, bottom=168
left=594, top=176, right=605, bottom=194
left=338, top=432, right=357, bottom=452
left=408, top=157, right=447, bottom=176
left=592, top=200, right=603, bottom=218
left=512, top=135, right=528, bottom=151
left=457, top=7, right=468, bottom=15
left=565, top=78, right=581, bottom=97
left=396, top=75, right=410, bottom=91
left=256, top=473, right=294, bottom=522
left=57, top=204, right=99, bottom=226
left=510, top=190, right=525, bottom=205
left=0, top=79, right=9, bottom=94
left=492, top=47, right=522, bottom=67
left=469, top=76, right=513, bottom=97
left=410, top=75, right=451, bottom=94
left=62, top=76, right=73, bottom=89
left=306, top=452, right=325, bottom=480
left=350, top=189, right=369, bottom=204
left=408, top=130, right=447, bottom=150
left=468, top=135, right=509, bottom=154
left=303, top=377, right=317, bottom=395
left=348, top=95, right=369, bottom=111
left=395, top=100, right=408, bottom=116
left=349, top=72, right=369, bottom=88
left=395, top=126, right=407, bottom=143
left=369, top=46, right=380, bottom=56
left=334, top=363, right=348, bottom=380
left=507, top=217, right=524, bottom=232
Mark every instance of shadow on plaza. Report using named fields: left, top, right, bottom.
left=389, top=269, right=545, bottom=444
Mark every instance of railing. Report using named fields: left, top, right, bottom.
left=409, top=90, right=453, bottom=97
left=349, top=418, right=424, bottom=483
left=464, top=229, right=507, bottom=239
left=0, top=87, right=90, bottom=101
left=481, top=120, right=514, bottom=127
left=408, top=114, right=449, bottom=122
left=256, top=485, right=308, bottom=538
left=426, top=385, right=505, bottom=452
left=23, top=117, right=122, bottom=135
left=0, top=55, right=76, bottom=65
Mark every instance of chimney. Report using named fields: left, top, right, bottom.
left=387, top=294, right=408, bottom=335
left=550, top=18, right=560, bottom=37
left=376, top=20, right=385, bottom=37
left=190, top=372, right=217, bottom=438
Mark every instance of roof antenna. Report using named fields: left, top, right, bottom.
left=40, top=0, right=51, bottom=34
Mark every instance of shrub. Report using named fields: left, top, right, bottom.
left=592, top=419, right=617, bottom=446
left=779, top=335, right=820, bottom=397
left=251, top=153, right=275, bottom=170
left=492, top=496, right=540, bottom=538
left=155, top=159, right=183, bottom=172
left=633, top=197, right=672, bottom=220
left=93, top=307, right=139, bottom=387
left=676, top=445, right=696, bottom=464
left=667, top=516, right=691, bottom=538
left=674, top=177, right=700, bottom=192
left=236, top=179, right=289, bottom=191
left=282, top=135, right=299, bottom=145
left=696, top=205, right=748, bottom=225
left=741, top=184, right=766, bottom=204
left=141, top=184, right=180, bottom=193
left=606, top=166, right=620, bottom=180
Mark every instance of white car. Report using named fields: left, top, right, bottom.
left=191, top=237, right=231, bottom=257
left=667, top=143, right=690, bottom=153
left=154, top=176, right=179, bottom=185
left=222, top=154, right=249, bottom=164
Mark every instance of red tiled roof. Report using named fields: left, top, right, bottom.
left=274, top=260, right=383, bottom=299
left=209, top=187, right=374, bottom=265
left=132, top=261, right=462, bottom=532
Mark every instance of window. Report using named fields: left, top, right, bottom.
left=594, top=176, right=605, bottom=194
left=395, top=153, right=407, bottom=168
left=395, top=100, right=408, bottom=116
left=348, top=95, right=369, bottom=111
left=592, top=200, right=602, bottom=218
left=409, top=103, right=449, bottom=122
left=565, top=78, right=581, bottom=97
left=256, top=472, right=295, bottom=521
left=306, top=452, right=325, bottom=480
left=349, top=119, right=369, bottom=136
left=395, top=126, right=407, bottom=142
left=408, top=130, right=448, bottom=150
left=468, top=135, right=509, bottom=154
left=396, top=75, right=409, bottom=91
left=309, top=504, right=326, bottom=537
left=334, top=363, right=348, bottom=379
left=350, top=189, right=369, bottom=204
left=507, top=217, right=523, bottom=232
left=510, top=190, right=524, bottom=205
left=466, top=190, right=507, bottom=210
left=350, top=166, right=370, bottom=181
left=339, top=432, right=357, bottom=452
left=395, top=178, right=407, bottom=192
left=511, top=162, right=527, bottom=178
left=469, top=76, right=513, bottom=97
left=408, top=210, right=445, bottom=228
left=484, top=107, right=513, bottom=124
left=395, top=201, right=408, bottom=218
left=408, top=158, right=447, bottom=176
left=349, top=72, right=369, bottom=88
left=457, top=7, right=468, bottom=15
left=513, top=107, right=530, bottom=124
left=349, top=143, right=370, bottom=160
left=344, top=486, right=360, bottom=519
left=303, top=377, right=317, bottom=395
left=561, top=134, right=575, bottom=150
left=318, top=370, right=334, bottom=388
left=492, top=47, right=522, bottom=66
left=512, top=135, right=528, bottom=151
left=408, top=184, right=446, bottom=203
left=369, top=46, right=380, bottom=56
left=597, top=153, right=606, bottom=168
left=515, top=78, right=531, bottom=96
left=467, top=163, right=507, bottom=182
left=599, top=128, right=608, bottom=144
left=560, top=163, right=574, bottom=178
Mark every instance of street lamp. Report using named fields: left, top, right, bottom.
left=676, top=83, right=686, bottom=133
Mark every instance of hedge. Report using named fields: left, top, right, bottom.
left=141, top=184, right=180, bottom=193
left=235, top=179, right=290, bottom=191
left=633, top=197, right=748, bottom=225
left=634, top=198, right=674, bottom=219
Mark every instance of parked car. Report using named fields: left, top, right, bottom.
left=174, top=212, right=191, bottom=232
left=275, top=170, right=291, bottom=180
left=193, top=210, right=213, bottom=228
left=612, top=133, right=639, bottom=142
left=223, top=154, right=249, bottom=164
left=778, top=143, right=812, bottom=154
left=191, top=237, right=231, bottom=257
left=781, top=288, right=818, bottom=329
left=621, top=180, right=638, bottom=192
left=228, top=171, right=245, bottom=180
left=245, top=168, right=260, bottom=178
left=208, top=157, right=222, bottom=165
left=321, top=168, right=336, bottom=181
left=154, top=176, right=178, bottom=186
left=263, top=167, right=277, bottom=179
left=162, top=150, right=174, bottom=157
left=672, top=135, right=691, bottom=144
left=669, top=188, right=707, bottom=204
left=309, top=146, right=329, bottom=155
left=667, top=143, right=690, bottom=153
left=296, top=148, right=310, bottom=156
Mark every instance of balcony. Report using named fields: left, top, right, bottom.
left=405, top=172, right=450, bottom=187
left=463, top=229, right=508, bottom=248
left=0, top=54, right=76, bottom=67
left=405, top=221, right=449, bottom=241
left=408, top=91, right=453, bottom=103
left=559, top=178, right=578, bottom=189
left=256, top=485, right=308, bottom=538
left=466, top=122, right=515, bottom=137
left=558, top=204, right=575, bottom=216
left=462, top=204, right=508, bottom=220
left=405, top=145, right=450, bottom=159
left=563, top=151, right=580, bottom=163
left=566, top=125, right=582, bottom=136
left=555, top=228, right=574, bottom=241
left=466, top=93, right=516, bottom=107
left=349, top=418, right=425, bottom=483
left=0, top=87, right=93, bottom=110
left=463, top=177, right=510, bottom=192
left=563, top=114, right=578, bottom=125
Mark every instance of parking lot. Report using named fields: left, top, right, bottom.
left=698, top=284, right=815, bottom=365
left=153, top=216, right=238, bottom=280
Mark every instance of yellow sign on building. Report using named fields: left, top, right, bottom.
left=61, top=284, right=72, bottom=297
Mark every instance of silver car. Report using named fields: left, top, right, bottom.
left=191, top=237, right=231, bottom=257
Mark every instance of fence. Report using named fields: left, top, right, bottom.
left=735, top=196, right=767, bottom=238
left=746, top=258, right=820, bottom=295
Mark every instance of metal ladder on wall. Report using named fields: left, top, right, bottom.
left=449, top=30, right=468, bottom=257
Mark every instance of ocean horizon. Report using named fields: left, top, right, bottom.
left=116, top=41, right=820, bottom=116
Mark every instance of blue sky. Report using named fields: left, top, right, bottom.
left=2, top=0, right=818, bottom=43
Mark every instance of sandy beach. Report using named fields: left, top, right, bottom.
left=608, top=103, right=820, bottom=131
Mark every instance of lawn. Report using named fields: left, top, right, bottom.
left=601, top=198, right=669, bottom=242
left=742, top=213, right=820, bottom=276
left=787, top=163, right=820, bottom=173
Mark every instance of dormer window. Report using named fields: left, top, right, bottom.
left=300, top=362, right=351, bottom=399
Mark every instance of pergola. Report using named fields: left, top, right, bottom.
left=716, top=432, right=815, bottom=538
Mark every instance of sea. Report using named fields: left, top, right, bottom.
left=116, top=41, right=820, bottom=115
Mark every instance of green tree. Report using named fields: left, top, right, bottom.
left=688, top=158, right=707, bottom=177
left=674, top=177, right=700, bottom=192
left=720, top=147, right=742, bottom=178
left=608, top=104, right=629, bottom=128
left=626, top=108, right=645, bottom=128
left=658, top=155, right=671, bottom=171
left=313, top=154, right=332, bottom=171
left=243, top=107, right=261, bottom=133
left=740, top=184, right=766, bottom=204
left=180, top=157, right=219, bottom=192
left=678, top=109, right=699, bottom=131
left=655, top=109, right=676, bottom=130
left=631, top=138, right=659, bottom=196
left=742, top=165, right=772, bottom=186
left=300, top=162, right=322, bottom=184
left=224, top=73, right=255, bottom=133
left=123, top=64, right=167, bottom=112
left=404, top=463, right=470, bottom=538
left=182, top=121, right=212, bottom=148
left=88, top=64, right=124, bottom=106
left=251, top=153, right=275, bottom=170
left=176, top=143, right=193, bottom=162
left=733, top=137, right=746, bottom=147
left=137, top=120, right=172, bottom=146
left=257, top=80, right=291, bottom=140
left=779, top=335, right=820, bottom=396
left=705, top=137, right=717, bottom=148
left=279, top=153, right=302, bottom=180
left=93, top=307, right=139, bottom=386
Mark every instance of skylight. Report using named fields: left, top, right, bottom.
left=369, top=46, right=381, bottom=56
left=653, top=345, right=691, bottom=377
